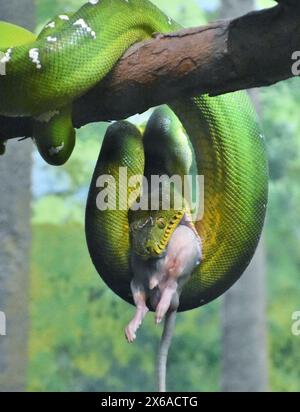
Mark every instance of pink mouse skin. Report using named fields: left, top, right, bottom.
left=125, top=214, right=201, bottom=343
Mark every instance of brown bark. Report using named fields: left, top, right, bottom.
left=0, top=1, right=300, bottom=140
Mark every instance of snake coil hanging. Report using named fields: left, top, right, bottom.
left=0, top=1, right=268, bottom=313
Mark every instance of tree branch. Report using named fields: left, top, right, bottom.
left=1, top=2, right=300, bottom=141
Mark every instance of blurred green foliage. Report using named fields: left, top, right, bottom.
left=27, top=0, right=300, bottom=392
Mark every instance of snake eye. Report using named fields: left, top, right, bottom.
left=156, top=217, right=166, bottom=229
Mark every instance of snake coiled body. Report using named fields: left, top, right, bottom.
left=0, top=0, right=268, bottom=312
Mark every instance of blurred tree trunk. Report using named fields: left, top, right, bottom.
left=0, top=0, right=34, bottom=392
left=220, top=0, right=254, bottom=16
left=220, top=0, right=269, bottom=392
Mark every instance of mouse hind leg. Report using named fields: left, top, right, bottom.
left=125, top=280, right=149, bottom=343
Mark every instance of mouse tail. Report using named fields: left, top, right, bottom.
left=157, top=310, right=177, bottom=392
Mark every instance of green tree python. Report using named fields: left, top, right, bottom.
left=0, top=0, right=268, bottom=391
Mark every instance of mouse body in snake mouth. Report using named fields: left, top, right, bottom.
left=126, top=212, right=202, bottom=342
left=127, top=215, right=202, bottom=392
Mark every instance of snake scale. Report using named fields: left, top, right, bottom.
left=0, top=0, right=268, bottom=383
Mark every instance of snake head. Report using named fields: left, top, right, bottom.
left=129, top=210, right=185, bottom=260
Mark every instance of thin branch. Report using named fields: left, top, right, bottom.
left=0, top=2, right=299, bottom=141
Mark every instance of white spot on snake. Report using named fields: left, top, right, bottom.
left=161, top=117, right=171, bottom=132
left=168, top=16, right=172, bottom=25
left=36, top=110, right=60, bottom=123
left=59, top=15, right=70, bottom=20
left=47, top=36, right=57, bottom=43
left=89, top=0, right=99, bottom=4
left=74, top=18, right=88, bottom=28
left=0, top=48, right=12, bottom=64
left=73, top=18, right=96, bottom=39
left=49, top=142, right=65, bottom=156
left=45, top=21, right=55, bottom=29
left=29, top=48, right=42, bottom=69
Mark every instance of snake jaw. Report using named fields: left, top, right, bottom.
left=129, top=209, right=188, bottom=259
